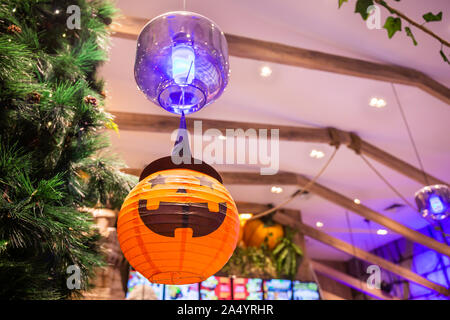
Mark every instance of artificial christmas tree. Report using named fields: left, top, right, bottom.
left=0, top=0, right=135, bottom=299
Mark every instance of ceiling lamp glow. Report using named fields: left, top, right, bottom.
left=260, top=65, right=272, bottom=77
left=415, top=185, right=449, bottom=220
left=134, top=11, right=230, bottom=115
left=369, top=97, right=386, bottom=108
left=310, top=149, right=325, bottom=159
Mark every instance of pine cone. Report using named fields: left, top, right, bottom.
left=84, top=95, right=98, bottom=107
left=27, top=92, right=41, bottom=104
left=7, top=24, right=22, bottom=34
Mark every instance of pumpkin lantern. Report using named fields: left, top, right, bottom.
left=243, top=218, right=284, bottom=250
left=117, top=157, right=239, bottom=285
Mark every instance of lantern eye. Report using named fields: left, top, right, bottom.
left=196, top=175, right=215, bottom=190
left=147, top=174, right=167, bottom=188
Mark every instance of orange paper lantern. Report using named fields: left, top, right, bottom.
left=117, top=157, right=239, bottom=285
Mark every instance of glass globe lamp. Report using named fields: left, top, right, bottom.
left=134, top=11, right=230, bottom=115
left=415, top=184, right=449, bottom=220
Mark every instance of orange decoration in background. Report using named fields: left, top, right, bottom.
left=243, top=218, right=284, bottom=250
left=117, top=168, right=239, bottom=285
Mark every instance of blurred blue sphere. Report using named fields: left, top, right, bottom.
left=415, top=184, right=449, bottom=220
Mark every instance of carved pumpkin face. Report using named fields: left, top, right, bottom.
left=117, top=169, right=239, bottom=285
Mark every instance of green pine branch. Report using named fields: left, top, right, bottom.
left=0, top=0, right=134, bottom=300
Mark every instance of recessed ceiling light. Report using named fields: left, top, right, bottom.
left=316, top=221, right=324, bottom=228
left=260, top=65, right=272, bottom=77
left=310, top=149, right=325, bottom=159
left=271, top=186, right=283, bottom=194
left=239, top=213, right=253, bottom=221
left=377, top=229, right=388, bottom=235
left=354, top=198, right=361, bottom=204
left=218, top=135, right=226, bottom=140
left=369, top=97, right=386, bottom=108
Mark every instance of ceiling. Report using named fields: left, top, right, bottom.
left=99, top=0, right=450, bottom=260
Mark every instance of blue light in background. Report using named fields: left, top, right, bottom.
left=429, top=195, right=445, bottom=214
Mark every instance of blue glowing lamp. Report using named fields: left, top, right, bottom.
left=134, top=11, right=230, bottom=115
left=415, top=185, right=449, bottom=220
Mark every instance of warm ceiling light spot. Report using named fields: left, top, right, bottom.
left=377, top=229, right=388, bottom=235
left=316, top=221, right=324, bottom=228
left=353, top=198, right=361, bottom=204
left=271, top=186, right=283, bottom=194
left=239, top=213, right=253, bottom=221
left=54, top=9, right=60, bottom=14
left=218, top=135, right=227, bottom=140
left=310, top=149, right=325, bottom=159
left=260, top=65, right=272, bottom=77
left=369, top=97, right=386, bottom=108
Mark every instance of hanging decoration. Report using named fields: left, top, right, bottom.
left=415, top=185, right=449, bottom=221
left=118, top=11, right=239, bottom=285
left=117, top=161, right=239, bottom=284
left=134, top=11, right=230, bottom=115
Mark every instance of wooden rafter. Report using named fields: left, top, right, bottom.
left=294, top=174, right=450, bottom=258
left=274, top=212, right=450, bottom=297
left=110, top=16, right=450, bottom=105
left=114, top=112, right=447, bottom=186
left=123, top=168, right=450, bottom=258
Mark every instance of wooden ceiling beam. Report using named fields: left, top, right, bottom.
left=110, top=16, right=450, bottom=105
left=123, top=168, right=450, bottom=257
left=114, top=111, right=446, bottom=186
left=274, top=212, right=450, bottom=297
left=311, top=260, right=401, bottom=300
left=294, top=174, right=450, bottom=257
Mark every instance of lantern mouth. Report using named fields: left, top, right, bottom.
left=139, top=156, right=223, bottom=183
left=149, top=271, right=204, bottom=285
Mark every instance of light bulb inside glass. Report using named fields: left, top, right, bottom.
left=172, top=45, right=195, bottom=85
left=429, top=195, right=445, bottom=214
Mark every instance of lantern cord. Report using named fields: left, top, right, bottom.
left=360, top=153, right=447, bottom=236
left=391, top=83, right=429, bottom=186
left=360, top=154, right=416, bottom=211
left=249, top=147, right=338, bottom=221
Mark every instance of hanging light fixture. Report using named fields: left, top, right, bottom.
left=415, top=185, right=449, bottom=220
left=390, top=83, right=449, bottom=222
left=134, top=11, right=230, bottom=115
left=118, top=11, right=239, bottom=285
